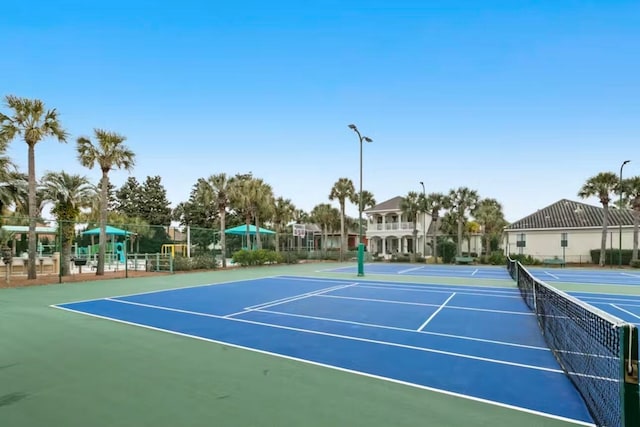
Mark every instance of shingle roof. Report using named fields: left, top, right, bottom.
left=364, top=196, right=403, bottom=213
left=506, top=199, right=635, bottom=230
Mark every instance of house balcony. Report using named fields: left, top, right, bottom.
left=369, top=222, right=420, bottom=233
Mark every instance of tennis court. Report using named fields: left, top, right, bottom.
left=2, top=262, right=639, bottom=426
left=324, top=263, right=640, bottom=286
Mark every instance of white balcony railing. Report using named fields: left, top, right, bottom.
left=371, top=222, right=418, bottom=232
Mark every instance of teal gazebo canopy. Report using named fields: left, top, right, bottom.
left=224, top=225, right=275, bottom=235
left=82, top=225, right=135, bottom=236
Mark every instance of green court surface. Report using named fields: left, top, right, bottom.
left=0, top=262, right=614, bottom=427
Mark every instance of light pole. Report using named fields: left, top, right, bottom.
left=619, top=160, right=631, bottom=267
left=349, top=124, right=373, bottom=277
left=419, top=181, right=426, bottom=259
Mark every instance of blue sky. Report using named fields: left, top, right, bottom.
left=1, top=0, right=638, bottom=222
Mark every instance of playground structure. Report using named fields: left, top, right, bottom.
left=161, top=244, right=188, bottom=258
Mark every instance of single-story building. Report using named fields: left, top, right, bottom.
left=503, top=199, right=635, bottom=263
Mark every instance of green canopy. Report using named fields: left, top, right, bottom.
left=82, top=225, right=134, bottom=236
left=224, top=224, right=275, bottom=235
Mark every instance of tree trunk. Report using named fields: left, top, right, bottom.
left=97, top=170, right=109, bottom=275
left=60, top=221, right=73, bottom=276
left=457, top=217, right=463, bottom=257
left=339, top=202, right=345, bottom=262
left=599, top=203, right=609, bottom=267
left=275, top=222, right=280, bottom=253
left=632, top=210, right=639, bottom=262
left=411, top=224, right=418, bottom=263
left=255, top=214, right=262, bottom=249
left=432, top=214, right=438, bottom=264
left=245, top=215, right=251, bottom=249
left=323, top=225, right=328, bottom=259
left=220, top=208, right=227, bottom=267
left=27, top=142, right=37, bottom=279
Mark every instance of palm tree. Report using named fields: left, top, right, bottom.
left=0, top=96, right=68, bottom=279
left=622, top=176, right=640, bottom=262
left=252, top=179, right=274, bottom=250
left=423, top=192, right=446, bottom=263
left=311, top=203, right=334, bottom=256
left=206, top=174, right=232, bottom=266
left=40, top=171, right=93, bottom=275
left=77, top=129, right=135, bottom=275
left=578, top=172, right=619, bottom=266
left=448, top=187, right=480, bottom=257
left=474, top=198, right=507, bottom=257
left=400, top=191, right=421, bottom=262
left=273, top=197, right=295, bottom=253
left=229, top=174, right=256, bottom=250
left=351, top=190, right=376, bottom=243
left=0, top=171, right=28, bottom=216
left=329, top=178, right=355, bottom=261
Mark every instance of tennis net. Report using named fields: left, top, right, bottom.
left=506, top=256, right=639, bottom=427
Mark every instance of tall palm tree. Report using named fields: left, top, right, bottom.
left=448, top=187, right=480, bottom=257
left=329, top=177, right=355, bottom=261
left=351, top=190, right=376, bottom=243
left=578, top=172, right=619, bottom=267
left=622, top=176, right=640, bottom=262
left=0, top=96, right=68, bottom=279
left=400, top=191, right=421, bottom=262
left=229, top=174, right=256, bottom=249
left=252, top=179, right=274, bottom=250
left=0, top=171, right=28, bottom=216
left=273, top=197, right=295, bottom=253
left=424, top=192, right=446, bottom=263
left=474, top=198, right=507, bottom=257
left=208, top=173, right=232, bottom=266
left=77, top=129, right=135, bottom=275
left=311, top=203, right=334, bottom=256
left=40, top=171, right=93, bottom=275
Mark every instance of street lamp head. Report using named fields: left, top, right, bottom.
left=419, top=181, right=424, bottom=185
left=623, top=160, right=631, bottom=166
left=348, top=124, right=357, bottom=130
left=363, top=136, right=373, bottom=143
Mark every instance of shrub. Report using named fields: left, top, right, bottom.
left=173, top=255, right=218, bottom=271
left=509, top=253, right=541, bottom=265
left=488, top=251, right=506, bottom=265
left=590, top=249, right=633, bottom=265
left=232, top=249, right=285, bottom=266
left=630, top=259, right=640, bottom=269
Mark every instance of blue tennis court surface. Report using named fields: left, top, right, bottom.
left=52, top=275, right=640, bottom=426
left=324, top=263, right=640, bottom=286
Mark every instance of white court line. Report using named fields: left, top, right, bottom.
left=471, top=269, right=478, bottom=276
left=610, top=304, right=640, bottom=321
left=55, top=275, right=281, bottom=305
left=621, top=272, right=640, bottom=279
left=397, top=266, right=425, bottom=274
left=98, top=297, right=564, bottom=375
left=49, top=304, right=595, bottom=427
left=417, top=293, right=457, bottom=332
left=356, top=284, right=522, bottom=300
left=317, top=294, right=534, bottom=317
left=255, top=308, right=551, bottom=351
left=544, top=271, right=560, bottom=280
left=225, top=283, right=358, bottom=318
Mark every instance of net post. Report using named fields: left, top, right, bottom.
left=357, top=243, right=365, bottom=277
left=622, top=325, right=640, bottom=427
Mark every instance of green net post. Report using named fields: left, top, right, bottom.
left=622, top=325, right=639, bottom=427
left=170, top=254, right=174, bottom=274
left=357, top=243, right=364, bottom=277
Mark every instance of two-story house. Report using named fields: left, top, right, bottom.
left=364, top=196, right=484, bottom=259
left=364, top=196, right=433, bottom=258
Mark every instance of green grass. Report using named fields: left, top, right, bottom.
left=1, top=263, right=585, bottom=426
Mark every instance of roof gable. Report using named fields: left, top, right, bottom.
left=364, top=196, right=403, bottom=213
left=506, top=199, right=635, bottom=230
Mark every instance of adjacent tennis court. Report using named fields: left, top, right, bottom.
left=3, top=261, right=639, bottom=426
left=324, top=263, right=640, bottom=286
